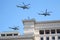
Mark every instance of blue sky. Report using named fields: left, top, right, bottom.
left=0, top=0, right=60, bottom=35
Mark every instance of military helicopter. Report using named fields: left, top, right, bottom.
left=16, top=3, right=30, bottom=9
left=9, top=26, right=19, bottom=30
left=38, top=9, right=52, bottom=16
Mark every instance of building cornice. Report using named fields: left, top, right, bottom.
left=35, top=20, right=60, bottom=24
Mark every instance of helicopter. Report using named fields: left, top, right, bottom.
left=9, top=26, right=19, bottom=30
left=38, top=9, right=52, bottom=16
left=16, top=3, right=30, bottom=9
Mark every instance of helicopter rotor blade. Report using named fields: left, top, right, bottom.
left=25, top=4, right=30, bottom=6
left=16, top=5, right=20, bottom=7
left=22, top=2, right=25, bottom=5
left=9, top=27, right=11, bottom=28
left=47, top=11, right=52, bottom=13
left=27, top=4, right=30, bottom=5
left=9, top=27, right=13, bottom=29
left=38, top=13, right=42, bottom=15
left=16, top=26, right=19, bottom=28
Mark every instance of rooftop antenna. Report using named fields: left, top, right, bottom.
left=27, top=16, right=30, bottom=20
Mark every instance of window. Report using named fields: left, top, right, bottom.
left=45, top=30, right=50, bottom=34
left=51, top=30, right=55, bottom=34
left=14, top=34, right=18, bottom=36
left=46, top=37, right=49, bottom=40
left=1, top=34, right=5, bottom=36
left=57, top=29, right=60, bottom=33
left=52, top=37, right=55, bottom=40
left=41, top=37, right=43, bottom=40
left=7, top=34, right=12, bottom=36
left=58, top=36, right=60, bottom=40
left=39, top=30, right=44, bottom=34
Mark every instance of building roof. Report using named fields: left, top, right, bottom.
left=23, top=19, right=60, bottom=24
left=35, top=20, right=60, bottom=24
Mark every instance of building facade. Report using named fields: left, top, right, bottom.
left=0, top=19, right=60, bottom=40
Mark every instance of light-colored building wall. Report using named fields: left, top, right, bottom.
left=0, top=19, right=60, bottom=40
left=23, top=19, right=35, bottom=35
left=0, top=31, right=34, bottom=40
left=23, top=19, right=60, bottom=40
